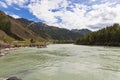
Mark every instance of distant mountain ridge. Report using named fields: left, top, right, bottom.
left=71, top=29, right=91, bottom=36
left=17, top=18, right=91, bottom=42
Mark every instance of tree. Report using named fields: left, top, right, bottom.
left=30, top=38, right=35, bottom=43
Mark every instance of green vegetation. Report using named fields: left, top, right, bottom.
left=0, top=30, right=14, bottom=43
left=0, top=21, right=11, bottom=34
left=76, top=23, right=120, bottom=46
left=30, top=38, right=36, bottom=43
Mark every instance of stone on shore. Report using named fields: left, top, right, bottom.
left=0, top=77, right=21, bottom=80
left=7, top=77, right=22, bottom=80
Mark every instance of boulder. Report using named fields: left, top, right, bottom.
left=7, top=77, right=21, bottom=80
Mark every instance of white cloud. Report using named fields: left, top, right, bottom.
left=10, top=14, right=21, bottom=18
left=14, top=7, right=21, bottom=10
left=3, top=0, right=120, bottom=30
left=5, top=0, right=28, bottom=8
left=85, top=2, right=120, bottom=30
left=28, top=0, right=69, bottom=24
left=0, top=1, right=8, bottom=8
left=27, top=0, right=120, bottom=30
left=90, top=0, right=96, bottom=2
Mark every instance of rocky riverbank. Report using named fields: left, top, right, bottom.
left=0, top=48, right=18, bottom=57
left=0, top=48, right=10, bottom=57
left=0, top=42, right=47, bottom=57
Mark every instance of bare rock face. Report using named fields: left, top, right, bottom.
left=6, top=77, right=21, bottom=80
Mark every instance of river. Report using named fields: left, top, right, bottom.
left=0, top=44, right=120, bottom=80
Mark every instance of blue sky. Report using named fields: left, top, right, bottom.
left=0, top=0, right=120, bottom=31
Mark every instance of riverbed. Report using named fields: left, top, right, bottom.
left=0, top=44, right=120, bottom=80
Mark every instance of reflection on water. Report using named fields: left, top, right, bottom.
left=0, top=44, right=120, bottom=80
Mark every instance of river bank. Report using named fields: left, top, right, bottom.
left=0, top=47, right=20, bottom=57
left=0, top=43, right=47, bottom=57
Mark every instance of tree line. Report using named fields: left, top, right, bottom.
left=76, top=23, right=120, bottom=46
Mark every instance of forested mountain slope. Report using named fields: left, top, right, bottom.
left=76, top=23, right=120, bottom=46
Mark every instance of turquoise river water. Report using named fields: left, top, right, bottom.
left=0, top=44, right=120, bottom=80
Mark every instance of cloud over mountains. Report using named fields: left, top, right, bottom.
left=0, top=0, right=120, bottom=30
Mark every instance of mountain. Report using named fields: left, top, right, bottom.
left=76, top=23, right=120, bottom=46
left=71, top=29, right=91, bottom=36
left=0, top=30, right=14, bottom=42
left=0, top=10, right=44, bottom=43
left=17, top=18, right=91, bottom=42
left=0, top=10, right=91, bottom=43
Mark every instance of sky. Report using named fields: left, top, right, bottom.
left=0, top=0, right=120, bottom=31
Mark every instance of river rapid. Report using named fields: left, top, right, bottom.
left=0, top=44, right=120, bottom=80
